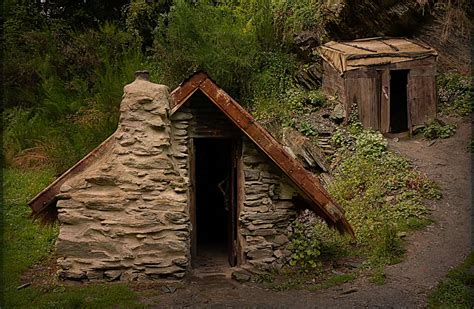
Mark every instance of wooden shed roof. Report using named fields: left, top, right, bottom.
left=170, top=72, right=353, bottom=236
left=318, top=37, right=437, bottom=74
left=28, top=72, right=354, bottom=236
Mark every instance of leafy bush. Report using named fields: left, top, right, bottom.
left=154, top=0, right=260, bottom=99
left=422, top=120, right=457, bottom=140
left=437, top=72, right=473, bottom=116
left=273, top=0, right=332, bottom=43
left=326, top=124, right=440, bottom=265
left=355, top=130, right=388, bottom=159
left=288, top=220, right=322, bottom=271
left=3, top=22, right=145, bottom=173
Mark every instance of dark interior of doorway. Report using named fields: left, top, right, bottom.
left=390, top=70, right=409, bottom=133
left=194, top=138, right=232, bottom=268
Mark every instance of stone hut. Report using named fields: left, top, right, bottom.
left=29, top=72, right=353, bottom=281
left=319, top=37, right=438, bottom=134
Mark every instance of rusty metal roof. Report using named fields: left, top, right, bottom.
left=28, top=135, right=115, bottom=217
left=171, top=72, right=354, bottom=236
left=28, top=72, right=354, bottom=236
left=318, top=37, right=437, bottom=74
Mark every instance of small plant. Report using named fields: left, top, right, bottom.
left=422, top=120, right=456, bottom=140
left=288, top=221, right=322, bottom=271
left=298, top=121, right=318, bottom=137
left=355, top=130, right=388, bottom=159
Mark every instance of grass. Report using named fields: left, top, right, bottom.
left=2, top=168, right=143, bottom=308
left=428, top=252, right=474, bottom=308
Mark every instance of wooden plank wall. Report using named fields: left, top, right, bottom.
left=408, top=74, right=437, bottom=127
left=391, top=57, right=437, bottom=128
left=322, top=61, right=346, bottom=106
left=344, top=69, right=380, bottom=130
left=182, top=90, right=241, bottom=138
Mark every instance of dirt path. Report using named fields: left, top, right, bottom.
left=145, top=120, right=472, bottom=308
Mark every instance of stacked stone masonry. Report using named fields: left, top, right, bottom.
left=55, top=79, right=301, bottom=281
left=240, top=140, right=298, bottom=268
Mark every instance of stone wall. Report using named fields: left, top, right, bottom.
left=54, top=78, right=302, bottom=281
left=56, top=78, right=191, bottom=281
left=239, top=139, right=299, bottom=268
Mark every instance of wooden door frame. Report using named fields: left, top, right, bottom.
left=188, top=137, right=242, bottom=268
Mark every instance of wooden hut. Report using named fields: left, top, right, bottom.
left=319, top=37, right=438, bottom=134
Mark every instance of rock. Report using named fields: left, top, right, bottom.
left=274, top=249, right=290, bottom=259
left=85, top=175, right=117, bottom=186
left=272, top=235, right=289, bottom=246
left=330, top=103, right=345, bottom=124
left=147, top=117, right=165, bottom=129
left=104, top=270, right=122, bottom=281
left=60, top=184, right=73, bottom=193
left=340, top=288, right=358, bottom=295
left=244, top=169, right=260, bottom=181
left=232, top=269, right=252, bottom=282
left=171, top=112, right=193, bottom=121
left=247, top=249, right=273, bottom=260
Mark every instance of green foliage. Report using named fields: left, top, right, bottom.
left=288, top=221, right=322, bottom=271
left=422, top=120, right=457, bottom=140
left=354, top=130, right=388, bottom=159
left=3, top=19, right=145, bottom=172
left=125, top=0, right=172, bottom=49
left=273, top=0, right=330, bottom=43
left=428, top=252, right=474, bottom=308
left=437, top=72, right=473, bottom=116
left=154, top=0, right=260, bottom=98
left=298, top=121, right=318, bottom=137
left=327, top=124, right=439, bottom=266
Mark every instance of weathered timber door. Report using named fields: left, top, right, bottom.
left=227, top=140, right=241, bottom=266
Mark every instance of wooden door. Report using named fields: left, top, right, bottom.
left=227, top=140, right=240, bottom=266
left=189, top=138, right=197, bottom=266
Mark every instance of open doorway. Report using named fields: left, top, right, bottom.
left=389, top=70, right=409, bottom=133
left=192, top=138, right=238, bottom=269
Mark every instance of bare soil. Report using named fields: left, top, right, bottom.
left=142, top=118, right=472, bottom=308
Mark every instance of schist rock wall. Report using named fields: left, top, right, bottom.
left=54, top=76, right=303, bottom=282
left=239, top=140, right=299, bottom=268
left=55, top=77, right=191, bottom=281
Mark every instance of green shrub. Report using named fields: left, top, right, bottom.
left=3, top=22, right=145, bottom=173
left=154, top=0, right=260, bottom=99
left=273, top=0, right=330, bottom=43
left=288, top=220, right=322, bottom=271
left=326, top=124, right=439, bottom=265
left=422, top=120, right=457, bottom=140
left=437, top=72, right=473, bottom=116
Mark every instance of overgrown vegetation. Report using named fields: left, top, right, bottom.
left=428, top=252, right=474, bottom=308
left=328, top=121, right=440, bottom=271
left=2, top=0, right=315, bottom=173
left=280, top=118, right=441, bottom=281
left=437, top=72, right=473, bottom=117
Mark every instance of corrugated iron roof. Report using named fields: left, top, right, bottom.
left=170, top=72, right=354, bottom=236
left=318, top=37, right=437, bottom=74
